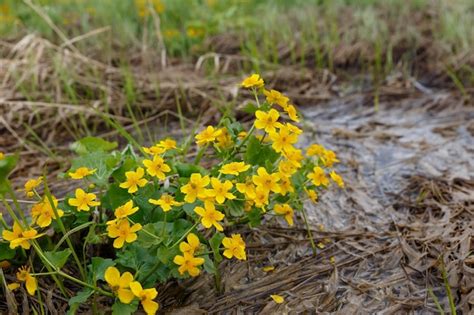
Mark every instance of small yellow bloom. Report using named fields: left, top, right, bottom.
left=104, top=267, right=135, bottom=304
left=16, top=266, right=37, bottom=296
left=158, top=138, right=177, bottom=150
left=305, top=189, right=318, bottom=203
left=215, top=128, right=234, bottom=149
left=149, top=194, right=183, bottom=212
left=7, top=283, right=20, bottom=291
left=119, top=167, right=148, bottom=193
left=31, top=197, right=64, bottom=227
left=179, top=233, right=201, bottom=255
left=285, top=104, right=299, bottom=122
left=236, top=180, right=256, bottom=199
left=2, top=222, right=42, bottom=250
left=263, top=89, right=289, bottom=108
left=194, top=201, right=225, bottom=231
left=241, top=74, right=264, bottom=89
left=322, top=150, right=340, bottom=167
left=274, top=204, right=294, bottom=226
left=0, top=152, right=4, bottom=160
left=173, top=252, right=205, bottom=277
left=130, top=281, right=159, bottom=315
left=306, top=144, right=325, bottom=157
left=68, top=188, right=100, bottom=211
left=307, top=166, right=329, bottom=187
left=113, top=200, right=139, bottom=220
left=24, top=177, right=42, bottom=198
left=270, top=294, right=284, bottom=304
left=195, top=126, right=222, bottom=146
left=251, top=187, right=269, bottom=209
left=278, top=159, right=297, bottom=175
left=269, top=126, right=298, bottom=153
left=143, top=155, right=171, bottom=180
left=69, top=167, right=96, bottom=179
left=219, top=162, right=250, bottom=176
left=222, top=234, right=246, bottom=260
left=330, top=170, right=344, bottom=188
left=283, top=149, right=304, bottom=168
left=107, top=220, right=142, bottom=248
left=252, top=167, right=280, bottom=194
left=237, top=131, right=247, bottom=140
left=206, top=178, right=236, bottom=204
left=143, top=144, right=166, bottom=156
left=285, top=122, right=303, bottom=135
left=180, top=173, right=210, bottom=203
left=278, top=175, right=294, bottom=196
left=254, top=109, right=282, bottom=134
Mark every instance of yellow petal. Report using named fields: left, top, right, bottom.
left=270, top=294, right=284, bottom=304
left=142, top=299, right=159, bottom=315
left=104, top=267, right=120, bottom=287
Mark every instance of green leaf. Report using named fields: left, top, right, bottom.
left=175, top=163, right=204, bottom=178
left=248, top=208, right=262, bottom=227
left=111, top=300, right=138, bottom=315
left=71, top=151, right=120, bottom=186
left=0, top=154, right=18, bottom=195
left=0, top=243, right=16, bottom=260
left=209, top=232, right=224, bottom=263
left=138, top=223, right=165, bottom=248
left=67, top=288, right=93, bottom=315
left=101, top=184, right=131, bottom=210
left=244, top=136, right=279, bottom=166
left=242, top=102, right=258, bottom=115
left=44, top=249, right=72, bottom=269
left=70, top=136, right=117, bottom=155
left=203, top=255, right=217, bottom=274
left=88, top=257, right=115, bottom=282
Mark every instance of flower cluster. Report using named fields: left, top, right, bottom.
left=0, top=74, right=343, bottom=313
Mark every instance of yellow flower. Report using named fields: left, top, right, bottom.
left=194, top=201, right=225, bottom=231
left=222, top=234, right=246, bottom=260
left=179, top=233, right=201, bottom=255
left=149, top=194, right=183, bottom=212
left=0, top=152, right=4, bottom=160
left=278, top=159, right=297, bottom=175
left=7, top=282, right=20, bottom=291
left=251, top=187, right=269, bottom=208
left=254, top=109, right=282, bottom=134
left=24, top=177, right=42, bottom=198
left=195, top=126, right=222, bottom=146
left=158, top=138, right=177, bottom=150
left=322, top=150, right=339, bottom=167
left=330, top=171, right=344, bottom=188
left=285, top=104, right=299, bottom=122
left=307, top=166, right=329, bottom=187
left=69, top=167, right=96, bottom=179
left=119, top=167, right=148, bottom=193
left=269, top=126, right=298, bottom=153
left=278, top=175, right=294, bottom=196
left=68, top=188, right=100, bottom=211
left=107, top=220, right=142, bottom=248
left=206, top=178, right=236, bottom=204
left=305, top=189, right=318, bottom=203
left=285, top=122, right=303, bottom=135
left=2, top=222, right=42, bottom=250
left=180, top=173, right=210, bottom=203
left=219, top=162, right=250, bottom=176
left=263, top=89, right=289, bottom=108
left=306, top=144, right=325, bottom=157
left=274, top=204, right=294, bottom=226
left=283, top=149, right=304, bottom=168
left=173, top=252, right=205, bottom=277
left=270, top=294, right=284, bottom=304
left=31, top=196, right=64, bottom=227
left=241, top=74, right=264, bottom=88
left=143, top=156, right=171, bottom=180
left=236, top=179, right=256, bottom=199
left=104, top=267, right=135, bottom=304
left=252, top=167, right=280, bottom=193
left=16, top=266, right=37, bottom=296
left=130, top=281, right=159, bottom=315
left=113, top=200, right=139, bottom=220
left=143, top=144, right=166, bottom=156
left=215, top=128, right=233, bottom=149
left=237, top=131, right=247, bottom=140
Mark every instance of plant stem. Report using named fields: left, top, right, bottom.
left=440, top=257, right=456, bottom=315
left=301, top=206, right=317, bottom=255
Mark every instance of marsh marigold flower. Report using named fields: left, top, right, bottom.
left=112, top=200, right=139, bottom=220
left=69, top=167, right=96, bottom=179
left=194, top=201, right=225, bottom=231
left=251, top=187, right=270, bottom=208
left=241, top=74, right=264, bottom=88
left=143, top=155, right=171, bottom=180
left=158, top=138, right=176, bottom=150
left=236, top=179, right=256, bottom=199
left=306, top=144, right=325, bottom=157
left=278, top=175, right=294, bottom=196
left=269, top=126, right=298, bottom=153
left=16, top=266, right=37, bottom=296
left=219, top=162, right=250, bottom=176
left=31, top=196, right=64, bottom=227
left=24, top=177, right=42, bottom=198
left=68, top=188, right=100, bottom=211
left=263, top=89, right=289, bottom=108
left=173, top=252, right=205, bottom=277
left=130, top=281, right=159, bottom=315
left=274, top=204, right=294, bottom=226
left=254, top=109, right=282, bottom=134
left=104, top=266, right=135, bottom=304
left=252, top=167, right=280, bottom=194
left=120, top=167, right=148, bottom=193
left=179, top=233, right=201, bottom=255
left=206, top=178, right=236, bottom=204
left=283, top=149, right=304, bottom=168
left=2, top=222, right=42, bottom=250
left=107, top=220, right=142, bottom=248
left=222, top=234, right=246, bottom=260
left=305, top=188, right=318, bottom=203
left=330, top=171, right=344, bottom=188
left=322, top=150, right=339, bottom=168
left=180, top=173, right=210, bottom=203
left=307, top=166, right=329, bottom=187
left=195, top=126, right=222, bottom=146
left=278, top=159, right=297, bottom=175
left=143, top=144, right=166, bottom=156
left=149, top=194, right=183, bottom=212
left=285, top=104, right=299, bottom=122
left=215, top=128, right=233, bottom=149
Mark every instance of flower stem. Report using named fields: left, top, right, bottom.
left=300, top=206, right=317, bottom=255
